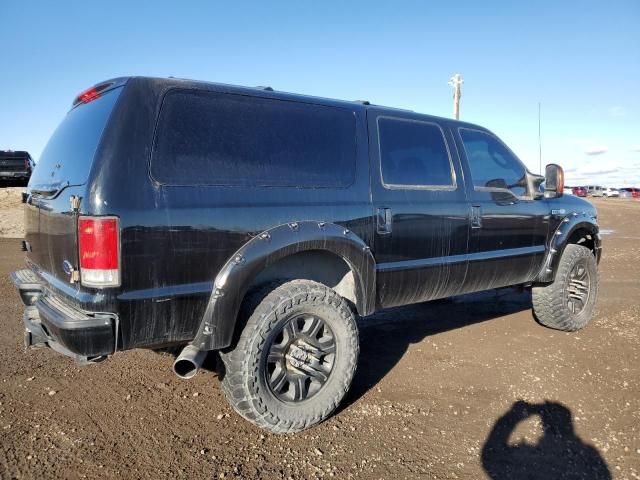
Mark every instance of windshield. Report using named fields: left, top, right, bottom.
left=29, top=87, right=122, bottom=190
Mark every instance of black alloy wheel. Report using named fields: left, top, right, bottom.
left=265, top=314, right=336, bottom=403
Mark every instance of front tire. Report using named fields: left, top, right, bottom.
left=532, top=244, right=599, bottom=331
left=219, top=280, right=359, bottom=433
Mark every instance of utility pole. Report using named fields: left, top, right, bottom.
left=448, top=73, right=463, bottom=120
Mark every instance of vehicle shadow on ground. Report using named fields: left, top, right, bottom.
left=343, top=287, right=532, bottom=409
left=481, top=400, right=611, bottom=479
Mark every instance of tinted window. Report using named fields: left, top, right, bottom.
left=29, top=87, right=122, bottom=188
left=459, top=129, right=527, bottom=197
left=152, top=90, right=356, bottom=187
left=378, top=118, right=454, bottom=187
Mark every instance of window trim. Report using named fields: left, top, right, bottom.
left=377, top=116, right=457, bottom=191
left=457, top=127, right=530, bottom=199
left=149, top=87, right=358, bottom=189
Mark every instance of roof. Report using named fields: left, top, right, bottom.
left=98, top=76, right=488, bottom=132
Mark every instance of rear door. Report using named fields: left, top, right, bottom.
left=453, top=127, right=549, bottom=291
left=25, top=86, right=123, bottom=287
left=369, top=110, right=470, bottom=308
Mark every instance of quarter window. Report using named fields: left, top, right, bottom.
left=152, top=90, right=357, bottom=187
left=378, top=117, right=454, bottom=188
left=459, top=129, right=528, bottom=197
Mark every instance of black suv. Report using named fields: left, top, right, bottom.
left=0, top=150, right=34, bottom=185
left=12, top=77, right=601, bottom=433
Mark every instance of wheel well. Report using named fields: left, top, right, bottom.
left=249, top=250, right=357, bottom=309
left=567, top=228, right=596, bottom=255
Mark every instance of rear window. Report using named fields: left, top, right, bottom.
left=151, top=90, right=357, bottom=187
left=29, top=87, right=122, bottom=188
left=0, top=151, right=31, bottom=161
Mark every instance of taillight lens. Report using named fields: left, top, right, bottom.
left=72, top=82, right=114, bottom=107
left=78, top=216, right=120, bottom=287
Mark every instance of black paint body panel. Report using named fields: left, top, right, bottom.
left=16, top=76, right=600, bottom=355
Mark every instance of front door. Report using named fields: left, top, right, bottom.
left=452, top=127, right=549, bottom=291
left=369, top=111, right=470, bottom=309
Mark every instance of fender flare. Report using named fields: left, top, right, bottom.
left=192, top=221, right=376, bottom=351
left=536, top=212, right=601, bottom=283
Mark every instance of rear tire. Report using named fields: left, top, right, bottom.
left=532, top=244, right=598, bottom=331
left=219, top=279, right=358, bottom=433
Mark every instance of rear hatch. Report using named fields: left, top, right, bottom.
left=25, top=84, right=123, bottom=292
left=0, top=150, right=31, bottom=175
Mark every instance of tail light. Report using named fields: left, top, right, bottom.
left=78, top=216, right=120, bottom=287
left=72, top=82, right=114, bottom=107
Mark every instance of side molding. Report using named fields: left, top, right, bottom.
left=536, top=212, right=601, bottom=283
left=192, top=221, right=376, bottom=351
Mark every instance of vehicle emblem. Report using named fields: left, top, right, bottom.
left=62, top=260, right=74, bottom=275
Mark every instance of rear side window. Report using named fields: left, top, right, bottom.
left=377, top=117, right=454, bottom=188
left=459, top=128, right=528, bottom=197
left=30, top=87, right=122, bottom=188
left=151, top=90, right=357, bottom=187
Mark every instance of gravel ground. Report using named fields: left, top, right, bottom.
left=0, top=195, right=639, bottom=479
left=0, top=187, right=24, bottom=238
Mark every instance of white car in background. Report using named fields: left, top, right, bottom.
left=603, top=187, right=619, bottom=198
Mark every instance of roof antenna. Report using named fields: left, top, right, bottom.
left=538, top=102, right=543, bottom=174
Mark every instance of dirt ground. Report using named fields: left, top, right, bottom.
left=0, top=193, right=639, bottom=479
left=0, top=187, right=24, bottom=238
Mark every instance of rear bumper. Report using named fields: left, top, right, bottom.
left=11, top=269, right=116, bottom=360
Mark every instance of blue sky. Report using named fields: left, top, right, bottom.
left=1, top=0, right=638, bottom=186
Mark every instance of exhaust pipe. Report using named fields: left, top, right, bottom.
left=173, top=345, right=208, bottom=379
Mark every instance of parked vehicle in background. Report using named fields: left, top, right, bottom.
left=0, top=150, right=34, bottom=185
left=587, top=186, right=604, bottom=197
left=11, top=77, right=602, bottom=433
left=563, top=187, right=574, bottom=195
left=603, top=187, right=619, bottom=198
left=572, top=186, right=587, bottom=197
left=621, top=187, right=640, bottom=198
left=619, top=189, right=633, bottom=199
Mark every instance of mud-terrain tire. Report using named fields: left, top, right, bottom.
left=532, top=244, right=598, bottom=331
left=218, top=279, right=359, bottom=433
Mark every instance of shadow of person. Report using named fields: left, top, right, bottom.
left=482, top=400, right=611, bottom=480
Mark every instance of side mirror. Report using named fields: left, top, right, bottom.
left=485, top=178, right=508, bottom=190
left=544, top=164, right=564, bottom=198
left=485, top=178, right=517, bottom=203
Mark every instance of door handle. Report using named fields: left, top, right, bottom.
left=470, top=205, right=482, bottom=229
left=377, top=207, right=392, bottom=235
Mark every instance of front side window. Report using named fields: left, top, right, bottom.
left=459, top=129, right=528, bottom=197
left=151, top=90, right=357, bottom=187
left=378, top=117, right=455, bottom=188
